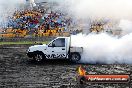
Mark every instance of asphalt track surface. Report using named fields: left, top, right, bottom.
left=0, top=45, right=132, bottom=88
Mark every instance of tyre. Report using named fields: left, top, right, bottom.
left=33, top=52, right=45, bottom=62
left=70, top=53, right=81, bottom=62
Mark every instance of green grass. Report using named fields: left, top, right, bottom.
left=0, top=41, right=49, bottom=45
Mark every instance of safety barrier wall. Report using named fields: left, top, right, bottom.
left=0, top=37, right=55, bottom=42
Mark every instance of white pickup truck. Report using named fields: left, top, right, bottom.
left=27, top=37, right=83, bottom=62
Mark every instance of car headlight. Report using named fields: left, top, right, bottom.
left=27, top=49, right=30, bottom=52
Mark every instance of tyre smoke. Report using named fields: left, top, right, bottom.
left=59, top=0, right=132, bottom=64
left=71, top=33, right=132, bottom=64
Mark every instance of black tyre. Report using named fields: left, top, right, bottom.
left=70, top=53, right=81, bottom=62
left=33, top=52, right=45, bottom=62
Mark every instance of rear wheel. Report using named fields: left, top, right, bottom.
left=33, top=52, right=45, bottom=62
left=70, top=53, right=81, bottom=62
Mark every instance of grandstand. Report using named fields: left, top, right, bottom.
left=0, top=1, right=72, bottom=38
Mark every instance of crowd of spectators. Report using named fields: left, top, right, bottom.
left=5, top=6, right=80, bottom=37
left=36, top=11, right=72, bottom=32
left=7, top=8, right=45, bottom=30
left=7, top=8, right=72, bottom=32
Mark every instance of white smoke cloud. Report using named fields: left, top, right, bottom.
left=66, top=0, right=132, bottom=20
left=0, top=0, right=26, bottom=27
left=119, top=20, right=132, bottom=35
left=57, top=0, right=132, bottom=33
left=0, top=0, right=25, bottom=13
left=71, top=33, right=132, bottom=64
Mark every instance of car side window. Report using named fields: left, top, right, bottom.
left=50, top=38, right=65, bottom=47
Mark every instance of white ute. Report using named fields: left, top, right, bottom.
left=27, top=37, right=83, bottom=62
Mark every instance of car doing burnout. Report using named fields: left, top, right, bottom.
left=27, top=37, right=83, bottom=62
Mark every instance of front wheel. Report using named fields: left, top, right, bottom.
left=70, top=53, right=81, bottom=62
left=33, top=52, right=45, bottom=62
